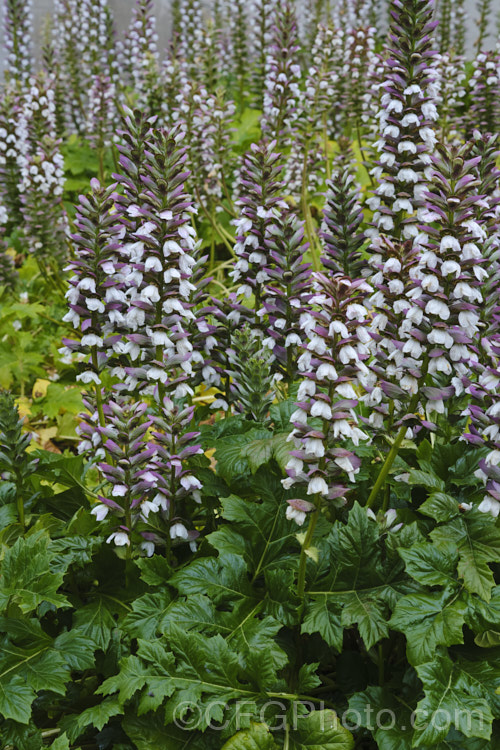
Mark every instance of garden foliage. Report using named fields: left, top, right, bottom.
left=0, top=0, right=500, bottom=749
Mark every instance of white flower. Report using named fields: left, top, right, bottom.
left=310, top=362, right=338, bottom=382
left=111, top=485, right=127, bottom=497
left=329, top=320, right=349, bottom=338
left=286, top=456, right=304, bottom=475
left=77, top=371, right=101, bottom=384
left=308, top=335, right=327, bottom=355
left=458, top=310, right=479, bottom=336
left=170, top=522, right=189, bottom=539
left=485, top=450, right=500, bottom=467
left=180, top=475, right=202, bottom=491
left=307, top=476, right=329, bottom=496
left=81, top=334, right=103, bottom=348
left=397, top=168, right=419, bottom=183
left=425, top=299, right=450, bottom=320
left=310, top=401, right=332, bottom=419
left=140, top=500, right=159, bottom=519
left=106, top=531, right=130, bottom=546
left=141, top=541, right=155, bottom=557
left=304, top=438, right=325, bottom=458
left=286, top=506, right=306, bottom=525
left=440, top=235, right=461, bottom=253
left=478, top=496, right=500, bottom=518
left=297, top=379, right=316, bottom=399
left=383, top=257, right=402, bottom=274
left=346, top=304, right=366, bottom=321
left=91, top=504, right=109, bottom=521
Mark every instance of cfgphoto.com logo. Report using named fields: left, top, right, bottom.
left=171, top=699, right=488, bottom=734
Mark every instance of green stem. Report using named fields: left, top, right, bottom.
left=91, top=347, right=106, bottom=428
left=209, top=234, right=216, bottom=273
left=98, top=144, right=105, bottom=183
left=296, top=499, right=320, bottom=599
left=366, top=386, right=422, bottom=509
left=356, top=119, right=374, bottom=188
left=15, top=469, right=25, bottom=531
left=284, top=723, right=290, bottom=750
left=196, top=188, right=235, bottom=256
left=378, top=643, right=384, bottom=686
left=366, top=421, right=408, bottom=510
left=323, top=112, right=331, bottom=181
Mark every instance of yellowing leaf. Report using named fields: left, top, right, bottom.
left=32, top=378, right=51, bottom=399
left=305, top=546, right=319, bottom=563
left=15, top=396, right=32, bottom=419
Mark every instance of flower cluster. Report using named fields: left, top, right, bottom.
left=263, top=212, right=312, bottom=380
left=367, top=0, right=438, bottom=242
left=261, top=1, right=301, bottom=152
left=230, top=141, right=287, bottom=314
left=249, top=0, right=278, bottom=107
left=320, top=140, right=366, bottom=278
left=3, top=0, right=33, bottom=88
left=122, top=0, right=159, bottom=107
left=283, top=273, right=373, bottom=522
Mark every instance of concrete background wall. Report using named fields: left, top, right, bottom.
left=0, top=0, right=494, bottom=74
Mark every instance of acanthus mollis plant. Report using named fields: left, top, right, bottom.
left=462, top=353, right=500, bottom=519
left=182, top=86, right=236, bottom=218
left=467, top=50, right=500, bottom=138
left=249, top=0, right=278, bottom=108
left=0, top=183, right=16, bottom=291
left=476, top=0, right=493, bottom=54
left=3, top=0, right=33, bottom=89
left=121, top=0, right=160, bottom=108
left=227, top=325, right=277, bottom=422
left=230, top=140, right=287, bottom=320
left=193, top=19, right=224, bottom=94
left=53, top=0, right=87, bottom=133
left=159, top=52, right=188, bottom=128
left=320, top=139, right=367, bottom=278
left=436, top=0, right=467, bottom=56
left=89, top=398, right=158, bottom=552
left=148, top=395, right=203, bottom=556
left=91, top=393, right=204, bottom=561
left=86, top=74, right=118, bottom=177
left=79, top=0, right=118, bottom=87
left=0, top=87, right=23, bottom=222
left=470, top=130, right=500, bottom=254
left=367, top=0, right=438, bottom=243
left=202, top=293, right=252, bottom=412
left=0, top=241, right=17, bottom=291
left=176, top=0, right=205, bottom=80
left=284, top=22, right=338, bottom=206
left=414, top=142, right=487, bottom=390
left=16, top=74, right=68, bottom=275
left=282, top=273, right=373, bottom=537
left=433, top=51, right=467, bottom=143
left=112, top=125, right=199, bottom=400
left=435, top=0, right=451, bottom=52
left=62, top=178, right=123, bottom=413
left=338, top=23, right=378, bottom=141
left=263, top=212, right=312, bottom=382
left=362, top=142, right=491, bottom=511
left=261, top=1, right=302, bottom=155
left=40, top=34, right=67, bottom=139
left=228, top=0, right=250, bottom=105
left=364, top=234, right=424, bottom=439
left=0, top=390, right=38, bottom=529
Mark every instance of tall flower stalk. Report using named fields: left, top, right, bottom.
left=367, top=0, right=438, bottom=243
left=3, top=0, right=33, bottom=89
